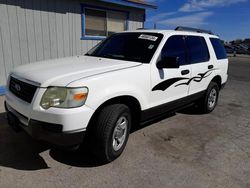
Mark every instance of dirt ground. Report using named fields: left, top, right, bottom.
left=0, top=56, right=250, bottom=188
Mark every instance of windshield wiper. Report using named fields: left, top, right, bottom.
left=100, top=54, right=125, bottom=60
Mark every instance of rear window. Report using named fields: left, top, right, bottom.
left=186, top=36, right=210, bottom=64
left=210, top=38, right=227, bottom=59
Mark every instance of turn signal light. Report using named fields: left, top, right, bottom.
left=74, top=93, right=87, bottom=101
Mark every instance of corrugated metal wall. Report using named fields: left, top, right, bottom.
left=0, top=0, right=144, bottom=86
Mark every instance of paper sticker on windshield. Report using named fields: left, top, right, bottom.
left=139, top=34, right=158, bottom=41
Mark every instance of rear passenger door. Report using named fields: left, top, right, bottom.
left=186, top=36, right=213, bottom=95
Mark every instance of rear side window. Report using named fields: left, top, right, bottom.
left=161, top=35, right=187, bottom=65
left=186, top=36, right=210, bottom=64
left=210, top=38, right=227, bottom=59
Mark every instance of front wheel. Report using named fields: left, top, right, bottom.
left=198, top=82, right=219, bottom=113
left=91, top=104, right=131, bottom=162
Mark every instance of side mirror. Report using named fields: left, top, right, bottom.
left=157, top=56, right=180, bottom=69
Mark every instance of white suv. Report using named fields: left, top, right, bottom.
left=5, top=27, right=228, bottom=162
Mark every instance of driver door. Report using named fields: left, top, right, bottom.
left=150, top=35, right=192, bottom=109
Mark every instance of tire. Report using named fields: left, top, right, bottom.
left=91, top=104, right=131, bottom=162
left=198, top=82, right=219, bottom=113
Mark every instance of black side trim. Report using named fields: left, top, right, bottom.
left=141, top=91, right=205, bottom=122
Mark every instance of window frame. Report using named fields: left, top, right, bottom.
left=81, top=4, right=129, bottom=40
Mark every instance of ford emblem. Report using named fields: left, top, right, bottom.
left=14, top=83, right=21, bottom=91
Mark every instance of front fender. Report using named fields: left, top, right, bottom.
left=67, top=64, right=150, bottom=111
left=86, top=85, right=148, bottom=111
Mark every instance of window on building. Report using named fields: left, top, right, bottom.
left=85, top=9, right=107, bottom=36
left=107, top=11, right=127, bottom=36
left=84, top=7, right=127, bottom=38
left=186, top=36, right=210, bottom=64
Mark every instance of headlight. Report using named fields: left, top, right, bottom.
left=40, top=87, right=88, bottom=109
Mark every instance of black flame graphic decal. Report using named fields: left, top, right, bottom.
left=152, top=69, right=216, bottom=91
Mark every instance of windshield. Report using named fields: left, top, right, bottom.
left=86, top=32, right=163, bottom=63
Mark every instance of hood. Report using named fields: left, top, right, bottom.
left=11, top=56, right=142, bottom=87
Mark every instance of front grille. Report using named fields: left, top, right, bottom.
left=9, top=76, right=38, bottom=103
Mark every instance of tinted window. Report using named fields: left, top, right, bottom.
left=186, top=36, right=210, bottom=64
left=86, top=32, right=163, bottom=63
left=161, top=35, right=187, bottom=65
left=210, top=38, right=227, bottom=59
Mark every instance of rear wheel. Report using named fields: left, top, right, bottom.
left=198, top=82, right=219, bottom=113
left=91, top=104, right=131, bottom=162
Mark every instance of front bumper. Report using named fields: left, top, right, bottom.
left=5, top=101, right=86, bottom=146
left=5, top=89, right=95, bottom=132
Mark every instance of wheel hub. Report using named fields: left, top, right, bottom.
left=112, top=116, right=128, bottom=151
left=208, top=88, right=217, bottom=109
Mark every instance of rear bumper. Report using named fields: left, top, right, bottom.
left=5, top=102, right=85, bottom=146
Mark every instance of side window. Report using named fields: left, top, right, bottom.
left=210, top=38, right=227, bottom=60
left=186, top=36, right=210, bottom=64
left=161, top=35, right=187, bottom=65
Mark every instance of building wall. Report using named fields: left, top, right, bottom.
left=0, top=0, right=145, bottom=86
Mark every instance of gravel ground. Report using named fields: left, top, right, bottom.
left=0, top=56, right=250, bottom=188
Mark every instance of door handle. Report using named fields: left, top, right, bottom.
left=181, top=69, right=190, bottom=75
left=208, top=65, right=214, bottom=69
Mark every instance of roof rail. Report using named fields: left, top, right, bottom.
left=175, top=26, right=213, bottom=35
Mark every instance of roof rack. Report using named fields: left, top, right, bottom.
left=175, top=26, right=213, bottom=35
